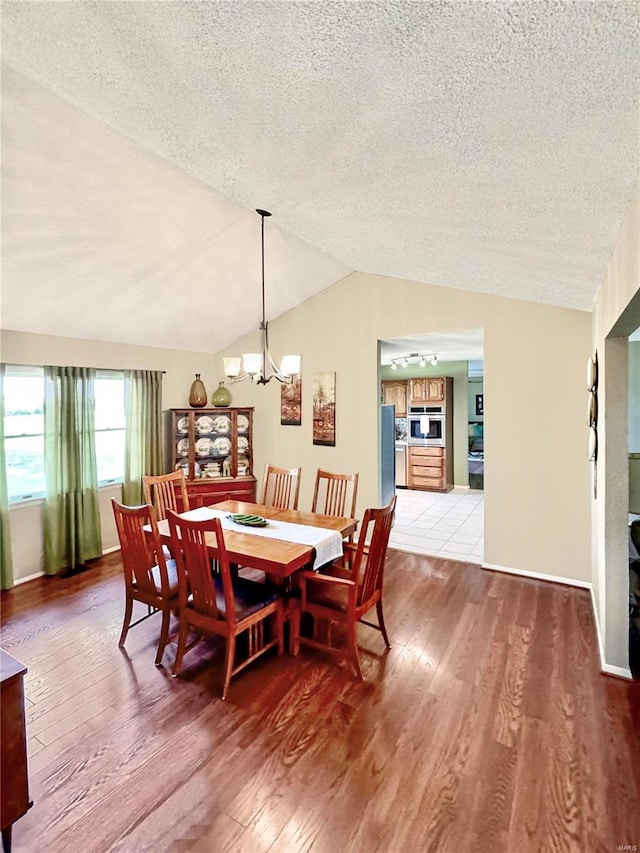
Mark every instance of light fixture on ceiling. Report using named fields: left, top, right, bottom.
left=386, top=352, right=440, bottom=368
left=223, top=209, right=301, bottom=385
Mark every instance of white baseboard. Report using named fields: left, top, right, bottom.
left=12, top=545, right=120, bottom=587
left=482, top=562, right=592, bottom=589
left=484, top=562, right=634, bottom=681
left=601, top=662, right=633, bottom=680
left=14, top=570, right=45, bottom=586
left=589, top=585, right=607, bottom=675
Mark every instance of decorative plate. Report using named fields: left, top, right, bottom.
left=176, top=438, right=189, bottom=457
left=213, top=415, right=231, bottom=434
left=237, top=414, right=250, bottom=433
left=237, top=435, right=249, bottom=453
left=213, top=436, right=232, bottom=455
left=195, top=437, right=214, bottom=457
left=227, top=513, right=269, bottom=527
left=176, top=416, right=189, bottom=434
left=175, top=459, right=200, bottom=478
left=196, top=415, right=215, bottom=435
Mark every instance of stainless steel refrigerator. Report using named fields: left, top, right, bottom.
left=380, top=404, right=396, bottom=506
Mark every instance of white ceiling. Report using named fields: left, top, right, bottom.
left=1, top=2, right=638, bottom=353
left=380, top=329, right=483, bottom=365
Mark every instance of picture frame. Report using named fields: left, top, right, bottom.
left=280, top=373, right=302, bottom=426
left=475, top=394, right=484, bottom=416
left=312, top=371, right=336, bottom=446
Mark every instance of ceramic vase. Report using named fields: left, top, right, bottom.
left=188, top=374, right=208, bottom=408
left=211, top=381, right=232, bottom=407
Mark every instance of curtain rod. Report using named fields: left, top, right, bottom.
left=4, top=363, right=166, bottom=374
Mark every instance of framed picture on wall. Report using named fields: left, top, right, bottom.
left=475, top=394, right=484, bottom=416
left=280, top=373, right=302, bottom=425
left=312, top=371, right=336, bottom=446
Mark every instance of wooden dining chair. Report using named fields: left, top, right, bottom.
left=167, top=509, right=285, bottom=700
left=260, top=464, right=301, bottom=511
left=111, top=498, right=179, bottom=666
left=312, top=469, right=359, bottom=519
left=291, top=494, right=397, bottom=679
left=143, top=469, right=190, bottom=521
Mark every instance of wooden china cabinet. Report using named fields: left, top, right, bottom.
left=170, top=407, right=257, bottom=508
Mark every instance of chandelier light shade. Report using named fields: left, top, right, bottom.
left=223, top=209, right=301, bottom=385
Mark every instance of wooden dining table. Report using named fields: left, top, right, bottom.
left=155, top=499, right=357, bottom=582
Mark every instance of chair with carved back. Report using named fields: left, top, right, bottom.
left=143, top=469, right=190, bottom=521
left=260, top=464, right=301, bottom=511
left=167, top=510, right=285, bottom=700
left=291, top=494, right=396, bottom=679
left=111, top=498, right=179, bottom=666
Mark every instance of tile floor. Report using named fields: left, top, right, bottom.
left=390, top=487, right=484, bottom=564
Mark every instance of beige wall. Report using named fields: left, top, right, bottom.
left=591, top=180, right=640, bottom=674
left=3, top=272, right=594, bottom=594
left=221, top=272, right=592, bottom=584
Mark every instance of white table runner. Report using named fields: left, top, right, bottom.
left=180, top=506, right=343, bottom=570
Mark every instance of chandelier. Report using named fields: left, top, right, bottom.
left=390, top=352, right=438, bottom=369
left=223, top=209, right=301, bottom=385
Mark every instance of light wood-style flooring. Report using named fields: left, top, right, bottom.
left=1, top=550, right=639, bottom=852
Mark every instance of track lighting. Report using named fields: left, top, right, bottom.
left=387, top=352, right=440, bottom=369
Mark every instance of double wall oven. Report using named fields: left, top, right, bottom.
left=407, top=405, right=445, bottom=446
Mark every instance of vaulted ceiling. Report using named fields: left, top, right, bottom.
left=1, top=2, right=638, bottom=356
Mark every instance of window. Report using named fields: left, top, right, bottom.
left=95, top=372, right=125, bottom=485
left=4, top=367, right=45, bottom=502
left=3, top=366, right=126, bottom=502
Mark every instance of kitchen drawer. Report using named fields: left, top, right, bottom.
left=411, top=457, right=443, bottom=471
left=409, top=446, right=444, bottom=458
left=411, top=474, right=446, bottom=490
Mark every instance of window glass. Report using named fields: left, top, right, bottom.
left=3, top=367, right=126, bottom=501
left=94, top=373, right=125, bottom=484
left=4, top=369, right=45, bottom=501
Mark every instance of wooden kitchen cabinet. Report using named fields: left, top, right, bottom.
left=381, top=381, right=407, bottom=416
left=409, top=377, right=445, bottom=404
left=1, top=650, right=31, bottom=853
left=408, top=446, right=452, bottom=492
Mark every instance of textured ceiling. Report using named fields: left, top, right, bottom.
left=1, top=1, right=639, bottom=354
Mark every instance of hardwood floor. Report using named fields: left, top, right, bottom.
left=1, top=550, right=639, bottom=852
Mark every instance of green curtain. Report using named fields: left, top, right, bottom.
left=42, top=366, right=102, bottom=574
left=122, top=369, right=163, bottom=506
left=0, top=365, right=14, bottom=589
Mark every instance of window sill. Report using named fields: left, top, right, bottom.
left=9, top=481, right=124, bottom=509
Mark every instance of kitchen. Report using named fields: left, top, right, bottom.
left=380, top=329, right=484, bottom=495
left=384, top=373, right=454, bottom=492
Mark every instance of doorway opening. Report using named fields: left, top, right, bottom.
left=379, top=328, right=484, bottom=562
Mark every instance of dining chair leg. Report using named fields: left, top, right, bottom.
left=172, top=618, right=189, bottom=677
left=276, top=608, right=285, bottom=655
left=290, top=601, right=300, bottom=656
left=118, top=594, right=133, bottom=647
left=155, top=607, right=171, bottom=666
left=222, top=635, right=236, bottom=701
left=347, top=623, right=364, bottom=680
left=376, top=601, right=391, bottom=649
